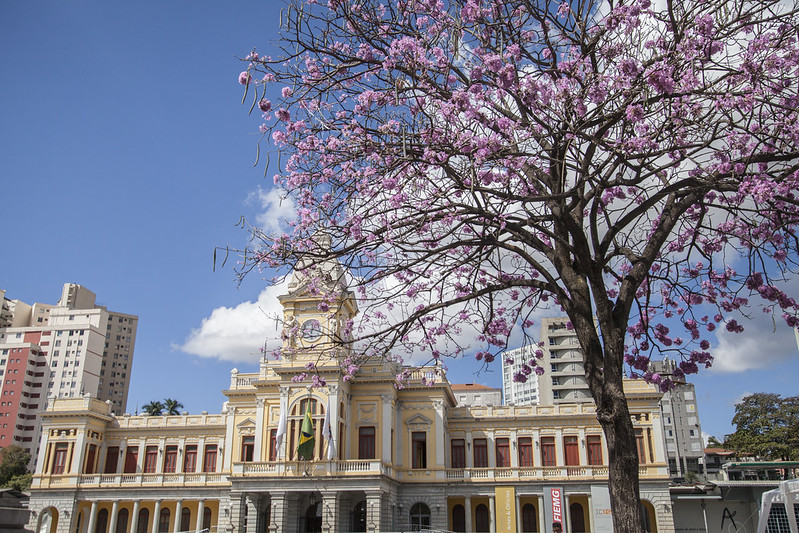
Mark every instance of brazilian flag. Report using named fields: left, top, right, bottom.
left=297, top=409, right=315, bottom=459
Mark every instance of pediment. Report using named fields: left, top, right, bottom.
left=405, top=413, right=432, bottom=429
left=236, top=417, right=256, bottom=428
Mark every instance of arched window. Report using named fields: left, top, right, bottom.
left=289, top=398, right=325, bottom=460
left=451, top=504, right=466, bottom=532
left=202, top=507, right=212, bottom=531
left=409, top=503, right=431, bottom=531
left=521, top=503, right=537, bottom=533
left=137, top=509, right=149, bottom=533
left=569, top=503, right=586, bottom=533
left=116, top=509, right=129, bottom=533
left=351, top=501, right=366, bottom=532
left=158, top=508, right=170, bottom=533
left=95, top=509, right=109, bottom=533
left=180, top=508, right=191, bottom=532
left=475, top=504, right=490, bottom=532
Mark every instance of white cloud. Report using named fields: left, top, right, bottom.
left=710, top=312, right=798, bottom=373
left=177, top=282, right=289, bottom=363
left=248, top=187, right=296, bottom=235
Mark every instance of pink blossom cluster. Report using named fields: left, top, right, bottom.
left=235, top=0, right=799, bottom=389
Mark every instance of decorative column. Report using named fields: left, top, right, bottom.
left=254, top=398, right=265, bottom=461
left=245, top=495, right=258, bottom=533
left=151, top=500, right=162, bottom=533
left=130, top=501, right=141, bottom=533
left=326, top=385, right=340, bottom=461
left=223, top=405, right=236, bottom=469
left=228, top=494, right=245, bottom=533
left=464, top=497, right=472, bottom=533
left=268, top=492, right=286, bottom=533
left=35, top=430, right=50, bottom=475
left=578, top=429, right=588, bottom=466
left=393, top=400, right=403, bottom=467
left=434, top=400, right=445, bottom=476
left=108, top=500, right=120, bottom=533
left=366, top=492, right=382, bottom=533
left=86, top=502, right=99, bottom=533
left=278, top=387, right=290, bottom=461
left=489, top=495, right=496, bottom=533
left=174, top=501, right=183, bottom=533
left=381, top=394, right=393, bottom=463
left=537, top=498, right=546, bottom=533
left=321, top=492, right=339, bottom=533
left=195, top=500, right=205, bottom=533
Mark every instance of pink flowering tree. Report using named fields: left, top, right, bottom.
left=236, top=0, right=799, bottom=528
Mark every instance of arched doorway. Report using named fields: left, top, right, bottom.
left=95, top=509, right=109, bottom=533
left=409, top=503, right=430, bottom=531
left=452, top=504, right=466, bottom=532
left=158, top=509, right=170, bottom=533
left=116, top=509, right=129, bottom=533
left=349, top=501, right=366, bottom=532
left=303, top=502, right=322, bottom=533
left=475, top=504, right=490, bottom=532
left=641, top=501, right=658, bottom=533
left=36, top=507, right=58, bottom=533
left=202, top=507, right=212, bottom=531
left=137, top=509, right=149, bottom=533
left=569, top=502, right=586, bottom=533
left=522, top=503, right=537, bottom=533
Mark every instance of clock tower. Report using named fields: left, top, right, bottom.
left=276, top=252, right=358, bottom=364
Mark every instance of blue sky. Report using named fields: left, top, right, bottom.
left=1, top=0, right=797, bottom=442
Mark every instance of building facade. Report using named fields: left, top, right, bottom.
left=0, top=284, right=137, bottom=464
left=650, top=360, right=705, bottom=479
left=27, top=265, right=674, bottom=533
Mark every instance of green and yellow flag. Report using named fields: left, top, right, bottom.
left=297, top=408, right=315, bottom=459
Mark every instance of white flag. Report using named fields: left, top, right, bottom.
left=275, top=404, right=287, bottom=453
left=323, top=397, right=335, bottom=460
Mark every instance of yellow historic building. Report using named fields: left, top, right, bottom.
left=27, top=260, right=675, bottom=533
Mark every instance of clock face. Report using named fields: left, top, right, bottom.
left=301, top=319, right=322, bottom=342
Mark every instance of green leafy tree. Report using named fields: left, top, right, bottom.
left=163, top=398, right=184, bottom=416
left=725, top=393, right=799, bottom=460
left=141, top=400, right=165, bottom=416
left=3, top=473, right=32, bottom=492
left=706, top=435, right=723, bottom=448
left=0, top=446, right=30, bottom=488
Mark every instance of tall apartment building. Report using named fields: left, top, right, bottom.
left=0, top=284, right=137, bottom=462
left=501, top=345, right=541, bottom=406
left=650, top=359, right=705, bottom=478
left=502, top=318, right=592, bottom=406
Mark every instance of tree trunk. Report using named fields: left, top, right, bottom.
left=577, top=315, right=644, bottom=532
left=598, top=384, right=644, bottom=532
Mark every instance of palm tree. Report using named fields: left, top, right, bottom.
left=141, top=400, right=164, bottom=416
left=163, top=398, right=184, bottom=416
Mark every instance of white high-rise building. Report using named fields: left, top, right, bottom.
left=501, top=345, right=541, bottom=405
left=0, top=284, right=137, bottom=464
left=502, top=317, right=592, bottom=406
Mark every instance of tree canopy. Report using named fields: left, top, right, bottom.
left=725, top=393, right=799, bottom=461
left=0, top=446, right=31, bottom=491
left=163, top=398, right=184, bottom=416
left=141, top=400, right=165, bottom=416
left=236, top=0, right=799, bottom=529
left=142, top=399, right=184, bottom=416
